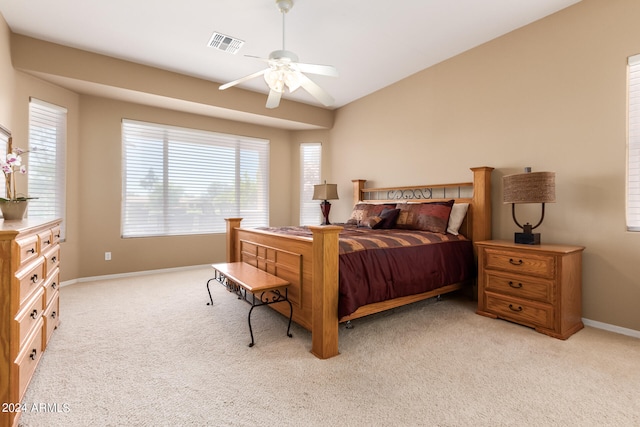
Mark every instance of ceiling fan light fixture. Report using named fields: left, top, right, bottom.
left=265, top=66, right=301, bottom=94
left=264, top=69, right=286, bottom=93
left=284, top=72, right=301, bottom=92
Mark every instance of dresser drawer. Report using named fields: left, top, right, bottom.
left=15, top=319, right=44, bottom=401
left=483, top=248, right=555, bottom=279
left=483, top=271, right=555, bottom=304
left=484, top=292, right=554, bottom=330
left=51, top=225, right=61, bottom=245
left=43, top=245, right=60, bottom=277
left=43, top=267, right=60, bottom=306
left=38, top=229, right=54, bottom=252
left=43, top=292, right=60, bottom=349
left=16, top=235, right=39, bottom=268
left=16, top=258, right=45, bottom=307
left=16, top=287, right=44, bottom=349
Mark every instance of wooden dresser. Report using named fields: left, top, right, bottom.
left=0, top=218, right=62, bottom=427
left=476, top=240, right=584, bottom=340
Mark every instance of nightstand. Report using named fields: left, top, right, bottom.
left=476, top=240, right=585, bottom=339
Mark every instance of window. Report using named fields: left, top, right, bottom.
left=628, top=55, right=640, bottom=231
left=0, top=126, right=9, bottom=199
left=300, top=142, right=321, bottom=225
left=122, top=120, right=269, bottom=237
left=28, top=98, right=67, bottom=236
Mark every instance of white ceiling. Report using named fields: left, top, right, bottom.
left=0, top=0, right=581, bottom=110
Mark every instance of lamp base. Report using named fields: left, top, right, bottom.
left=320, top=200, right=332, bottom=225
left=514, top=232, right=541, bottom=245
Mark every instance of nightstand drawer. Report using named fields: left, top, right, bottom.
left=485, top=292, right=554, bottom=330
left=484, top=248, right=555, bottom=279
left=484, top=271, right=555, bottom=303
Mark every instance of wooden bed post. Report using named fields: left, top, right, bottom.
left=470, top=167, right=494, bottom=243
left=225, top=218, right=243, bottom=262
left=308, top=225, right=342, bottom=359
left=352, top=179, right=366, bottom=203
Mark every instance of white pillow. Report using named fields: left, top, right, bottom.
left=447, top=203, right=469, bottom=235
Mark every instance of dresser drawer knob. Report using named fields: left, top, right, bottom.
left=508, top=304, right=523, bottom=312
left=51, top=311, right=57, bottom=319
left=29, top=349, right=37, bottom=360
left=51, top=256, right=58, bottom=263
left=508, top=281, right=523, bottom=289
left=30, top=309, right=38, bottom=319
left=31, top=274, right=39, bottom=283
left=27, top=248, right=36, bottom=254
left=509, top=258, right=523, bottom=266
left=52, top=282, right=57, bottom=289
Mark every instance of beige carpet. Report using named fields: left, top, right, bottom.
left=18, top=266, right=640, bottom=427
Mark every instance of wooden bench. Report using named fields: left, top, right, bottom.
left=206, top=262, right=293, bottom=347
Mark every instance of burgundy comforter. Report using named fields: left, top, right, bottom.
left=255, top=225, right=475, bottom=318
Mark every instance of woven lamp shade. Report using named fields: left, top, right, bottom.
left=313, top=183, right=339, bottom=200
left=503, top=171, right=555, bottom=204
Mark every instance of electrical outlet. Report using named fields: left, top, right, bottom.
left=105, top=252, right=111, bottom=261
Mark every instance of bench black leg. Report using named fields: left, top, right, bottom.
left=285, top=292, right=293, bottom=339
left=247, top=304, right=257, bottom=347
left=205, top=277, right=215, bottom=306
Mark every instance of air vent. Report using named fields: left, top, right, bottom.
left=208, top=32, right=244, bottom=54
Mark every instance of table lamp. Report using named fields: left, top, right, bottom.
left=503, top=168, right=555, bottom=244
left=313, top=181, right=339, bottom=225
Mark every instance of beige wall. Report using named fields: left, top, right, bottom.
left=1, top=0, right=639, bottom=332
left=329, top=0, right=640, bottom=332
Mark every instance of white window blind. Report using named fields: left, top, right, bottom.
left=0, top=127, right=8, bottom=199
left=628, top=55, right=640, bottom=231
left=300, top=142, right=321, bottom=225
left=122, top=120, right=269, bottom=237
left=28, top=98, right=67, bottom=236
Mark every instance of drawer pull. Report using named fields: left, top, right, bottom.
left=30, top=309, right=38, bottom=319
left=508, top=304, right=523, bottom=312
left=27, top=248, right=36, bottom=254
left=45, top=239, right=51, bottom=244
left=29, top=349, right=37, bottom=360
left=509, top=258, right=523, bottom=266
left=52, top=282, right=57, bottom=289
left=51, top=256, right=58, bottom=263
left=508, top=281, right=523, bottom=289
left=31, top=274, right=39, bottom=283
left=51, top=311, right=57, bottom=319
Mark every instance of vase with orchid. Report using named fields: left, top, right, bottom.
left=0, top=145, right=35, bottom=220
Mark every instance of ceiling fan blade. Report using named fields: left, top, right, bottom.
left=296, top=72, right=335, bottom=107
left=295, top=62, right=339, bottom=77
left=266, top=89, right=282, bottom=109
left=219, top=69, right=268, bottom=90
left=245, top=54, right=269, bottom=62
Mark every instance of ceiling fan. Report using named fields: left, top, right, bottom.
left=219, top=0, right=338, bottom=109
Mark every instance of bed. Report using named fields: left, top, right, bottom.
left=224, top=166, right=493, bottom=359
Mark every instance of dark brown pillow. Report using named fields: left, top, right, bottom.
left=373, top=208, right=401, bottom=229
left=395, top=200, right=454, bottom=233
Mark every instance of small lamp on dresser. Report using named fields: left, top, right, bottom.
left=313, top=181, right=339, bottom=225
left=503, top=167, right=555, bottom=244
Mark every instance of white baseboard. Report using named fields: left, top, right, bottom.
left=583, top=318, right=640, bottom=339
left=59, top=264, right=211, bottom=287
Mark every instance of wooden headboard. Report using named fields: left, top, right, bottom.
left=351, top=166, right=493, bottom=243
